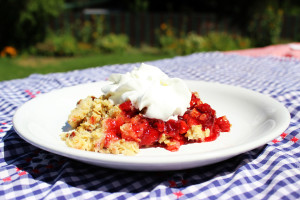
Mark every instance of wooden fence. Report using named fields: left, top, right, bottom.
left=49, top=12, right=300, bottom=47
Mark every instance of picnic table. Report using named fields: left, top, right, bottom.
left=1, top=44, right=299, bottom=199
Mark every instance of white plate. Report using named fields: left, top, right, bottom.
left=13, top=81, right=290, bottom=171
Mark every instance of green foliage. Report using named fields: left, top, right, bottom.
left=159, top=33, right=205, bottom=55
left=77, top=42, right=94, bottom=55
left=282, top=0, right=300, bottom=16
left=156, top=23, right=180, bottom=55
left=34, top=32, right=78, bottom=56
left=0, top=0, right=64, bottom=49
left=129, top=0, right=149, bottom=13
left=93, top=16, right=105, bottom=41
left=248, top=5, right=283, bottom=47
left=179, top=33, right=206, bottom=55
left=202, top=32, right=252, bottom=51
left=78, top=21, right=93, bottom=43
left=158, top=35, right=178, bottom=55
left=95, top=33, right=130, bottom=53
left=70, top=15, right=105, bottom=55
left=157, top=22, right=252, bottom=55
left=75, top=15, right=104, bottom=44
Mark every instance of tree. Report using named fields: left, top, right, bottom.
left=0, top=0, right=64, bottom=50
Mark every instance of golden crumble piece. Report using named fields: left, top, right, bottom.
left=92, top=128, right=107, bottom=152
left=61, top=129, right=94, bottom=151
left=159, top=133, right=171, bottom=145
left=185, top=125, right=210, bottom=141
left=62, top=94, right=140, bottom=155
left=106, top=139, right=139, bottom=156
left=68, top=96, right=94, bottom=128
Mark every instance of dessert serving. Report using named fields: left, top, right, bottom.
left=61, top=63, right=231, bottom=155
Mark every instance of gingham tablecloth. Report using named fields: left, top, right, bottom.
left=1, top=52, right=299, bottom=200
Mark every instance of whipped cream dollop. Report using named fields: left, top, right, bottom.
left=101, top=63, right=191, bottom=121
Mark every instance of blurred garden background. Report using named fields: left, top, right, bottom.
left=0, top=0, right=299, bottom=81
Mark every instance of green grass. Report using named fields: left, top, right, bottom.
left=0, top=51, right=172, bottom=82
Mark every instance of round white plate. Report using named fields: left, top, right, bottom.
left=13, top=80, right=290, bottom=171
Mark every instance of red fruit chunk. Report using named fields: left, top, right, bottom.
left=103, top=119, right=121, bottom=147
left=119, top=100, right=131, bottom=111
left=165, top=119, right=189, bottom=140
left=199, top=114, right=207, bottom=121
left=216, top=116, right=231, bottom=132
left=194, top=103, right=216, bottom=129
left=139, top=128, right=160, bottom=146
left=120, top=123, right=140, bottom=142
left=196, top=103, right=213, bottom=113
left=119, top=100, right=138, bottom=117
left=131, top=115, right=149, bottom=135
left=166, top=140, right=181, bottom=152
left=190, top=108, right=201, bottom=118
left=165, top=119, right=179, bottom=136
left=178, top=120, right=189, bottom=134
left=190, top=92, right=201, bottom=108
left=151, top=119, right=165, bottom=132
left=184, top=115, right=200, bottom=127
left=105, top=132, right=119, bottom=147
left=89, top=116, right=96, bottom=124
left=70, top=132, right=76, bottom=137
left=204, top=131, right=219, bottom=142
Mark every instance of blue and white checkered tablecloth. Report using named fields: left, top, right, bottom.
left=0, top=52, right=299, bottom=199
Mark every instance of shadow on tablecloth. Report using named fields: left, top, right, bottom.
left=3, top=128, right=266, bottom=192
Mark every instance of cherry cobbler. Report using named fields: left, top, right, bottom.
left=61, top=64, right=231, bottom=155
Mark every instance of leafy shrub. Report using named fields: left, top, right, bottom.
left=0, top=0, right=64, bottom=49
left=95, top=33, right=130, bottom=53
left=158, top=32, right=205, bottom=55
left=77, top=42, right=94, bottom=55
left=92, top=15, right=105, bottom=41
left=158, top=35, right=178, bottom=54
left=35, top=32, right=78, bottom=56
left=248, top=5, right=283, bottom=47
left=202, top=32, right=252, bottom=51
left=75, top=16, right=105, bottom=44
left=179, top=33, right=206, bottom=55
left=156, top=23, right=179, bottom=55
left=235, top=35, right=252, bottom=50
left=157, top=22, right=251, bottom=55
left=78, top=21, right=93, bottom=43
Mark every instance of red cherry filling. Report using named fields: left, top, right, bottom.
left=103, top=92, right=231, bottom=151
left=103, top=118, right=122, bottom=147
left=119, top=100, right=139, bottom=118
left=139, top=128, right=160, bottom=146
